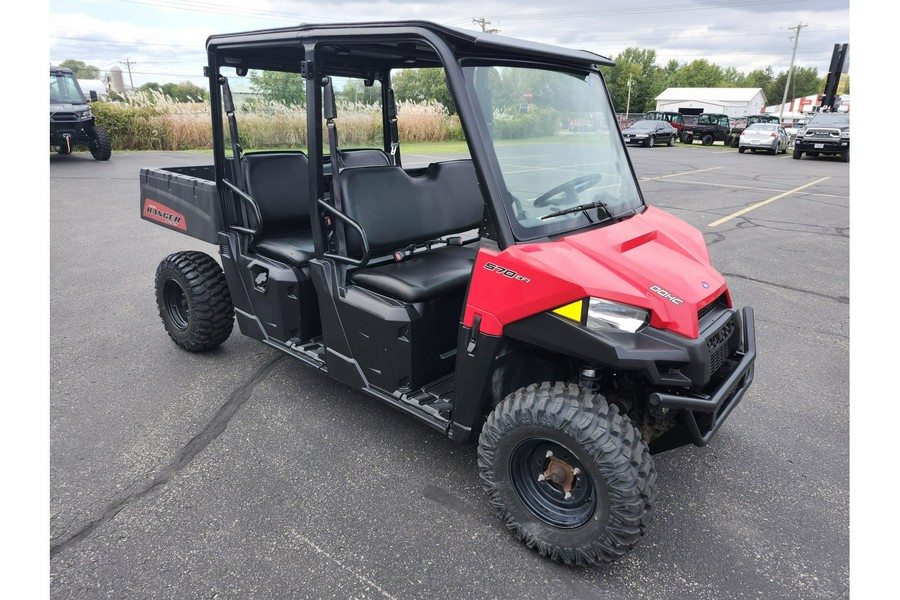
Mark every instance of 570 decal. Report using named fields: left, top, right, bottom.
left=484, top=262, right=531, bottom=283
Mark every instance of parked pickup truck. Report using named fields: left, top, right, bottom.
left=680, top=113, right=732, bottom=146
left=728, top=114, right=781, bottom=148
left=793, top=111, right=849, bottom=162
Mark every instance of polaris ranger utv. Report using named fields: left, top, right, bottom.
left=50, top=66, right=111, bottom=160
left=680, top=112, right=732, bottom=146
left=141, top=21, right=756, bottom=566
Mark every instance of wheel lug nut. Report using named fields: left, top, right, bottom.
left=572, top=467, right=581, bottom=476
left=564, top=492, right=573, bottom=500
left=545, top=450, right=553, bottom=458
left=538, top=474, right=546, bottom=482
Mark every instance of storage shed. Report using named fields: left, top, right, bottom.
left=654, top=87, right=766, bottom=118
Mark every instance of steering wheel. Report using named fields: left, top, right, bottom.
left=533, top=173, right=604, bottom=208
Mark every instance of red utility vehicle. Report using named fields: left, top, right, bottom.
left=141, top=21, right=756, bottom=566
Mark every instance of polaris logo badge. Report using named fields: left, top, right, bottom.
left=650, top=285, right=683, bottom=305
left=143, top=199, right=187, bottom=231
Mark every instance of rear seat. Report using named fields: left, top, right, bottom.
left=339, top=160, right=484, bottom=303
left=241, top=152, right=315, bottom=269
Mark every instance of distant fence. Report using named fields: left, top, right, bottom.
left=616, top=113, right=646, bottom=130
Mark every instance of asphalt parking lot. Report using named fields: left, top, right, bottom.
left=49, top=144, right=849, bottom=599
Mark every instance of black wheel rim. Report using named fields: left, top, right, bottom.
left=163, top=279, right=190, bottom=330
left=510, top=438, right=596, bottom=528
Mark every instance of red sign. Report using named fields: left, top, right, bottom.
left=143, top=199, right=187, bottom=231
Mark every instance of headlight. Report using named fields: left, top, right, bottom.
left=841, top=131, right=850, bottom=139
left=586, top=298, right=649, bottom=334
left=79, top=110, right=93, bottom=120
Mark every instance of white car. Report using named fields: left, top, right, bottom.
left=738, top=123, right=790, bottom=155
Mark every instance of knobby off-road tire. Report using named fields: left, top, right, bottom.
left=477, top=382, right=657, bottom=566
left=88, top=126, right=112, bottom=161
left=701, top=134, right=714, bottom=146
left=155, top=251, right=234, bottom=352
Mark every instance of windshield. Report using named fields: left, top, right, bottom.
left=629, top=120, right=657, bottom=129
left=50, top=72, right=86, bottom=105
left=809, top=113, right=849, bottom=126
left=698, top=114, right=718, bottom=125
left=747, top=124, right=778, bottom=132
left=462, top=64, right=642, bottom=241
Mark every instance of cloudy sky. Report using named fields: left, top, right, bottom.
left=48, top=0, right=850, bottom=88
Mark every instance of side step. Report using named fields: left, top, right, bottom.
left=398, top=375, right=455, bottom=422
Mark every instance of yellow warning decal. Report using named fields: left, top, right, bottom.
left=553, top=300, right=584, bottom=322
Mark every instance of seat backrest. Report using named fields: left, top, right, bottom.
left=242, top=152, right=310, bottom=236
left=339, top=149, right=392, bottom=168
left=339, top=160, right=484, bottom=257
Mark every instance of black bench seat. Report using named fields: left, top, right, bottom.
left=339, top=160, right=484, bottom=303
left=241, top=151, right=315, bottom=269
left=348, top=245, right=478, bottom=303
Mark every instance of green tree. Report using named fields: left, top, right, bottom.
left=602, top=48, right=667, bottom=113
left=59, top=59, right=100, bottom=79
left=767, top=66, right=823, bottom=105
left=249, top=70, right=305, bottom=107
left=337, top=78, right=381, bottom=105
left=669, top=59, right=724, bottom=88
left=744, top=66, right=775, bottom=92
left=392, top=68, right=456, bottom=114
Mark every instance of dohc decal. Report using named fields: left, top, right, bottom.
left=143, top=199, right=187, bottom=231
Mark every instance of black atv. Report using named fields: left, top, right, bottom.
left=680, top=113, right=731, bottom=146
left=50, top=66, right=111, bottom=161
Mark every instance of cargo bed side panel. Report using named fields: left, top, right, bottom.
left=140, top=166, right=222, bottom=244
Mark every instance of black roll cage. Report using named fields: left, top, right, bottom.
left=203, top=21, right=622, bottom=252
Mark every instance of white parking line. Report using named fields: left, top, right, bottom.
left=639, top=166, right=721, bottom=181
left=708, top=177, right=832, bottom=227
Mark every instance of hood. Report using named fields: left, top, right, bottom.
left=465, top=206, right=728, bottom=339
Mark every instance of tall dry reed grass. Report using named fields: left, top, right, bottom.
left=91, top=92, right=463, bottom=151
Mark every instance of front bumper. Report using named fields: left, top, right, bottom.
left=795, top=138, right=849, bottom=155
left=650, top=307, right=756, bottom=447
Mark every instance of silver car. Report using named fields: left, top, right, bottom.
left=738, top=123, right=790, bottom=155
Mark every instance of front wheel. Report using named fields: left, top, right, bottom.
left=667, top=134, right=675, bottom=147
left=89, top=126, right=112, bottom=161
left=681, top=133, right=693, bottom=144
left=841, top=149, right=850, bottom=163
left=793, top=149, right=803, bottom=159
left=477, top=382, right=656, bottom=566
left=155, top=251, right=234, bottom=352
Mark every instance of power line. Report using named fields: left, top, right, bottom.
left=480, top=0, right=814, bottom=21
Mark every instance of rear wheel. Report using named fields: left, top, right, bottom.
left=155, top=251, right=234, bottom=352
left=738, top=147, right=746, bottom=154
left=88, top=126, right=112, bottom=161
left=702, top=134, right=714, bottom=146
left=681, top=133, right=693, bottom=144
left=478, top=382, right=656, bottom=566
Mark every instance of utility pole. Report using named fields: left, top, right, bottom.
left=779, top=22, right=807, bottom=121
left=121, top=58, right=136, bottom=91
left=625, top=73, right=634, bottom=120
left=472, top=17, right=499, bottom=34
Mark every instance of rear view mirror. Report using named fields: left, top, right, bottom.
left=89, top=90, right=98, bottom=102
